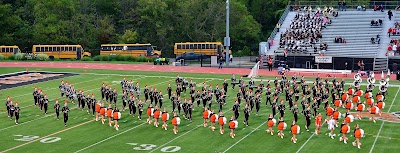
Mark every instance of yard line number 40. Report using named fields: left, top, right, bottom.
left=127, top=143, right=181, bottom=152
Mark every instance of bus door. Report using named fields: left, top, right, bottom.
left=77, top=47, right=82, bottom=60
left=146, top=46, right=152, bottom=56
left=217, top=45, right=222, bottom=56
left=14, top=48, right=19, bottom=54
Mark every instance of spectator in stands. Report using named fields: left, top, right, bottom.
left=393, top=43, right=397, bottom=53
left=357, top=5, right=362, bottom=11
left=276, top=23, right=281, bottom=32
left=357, top=61, right=361, bottom=71
left=362, top=5, right=366, bottom=11
left=380, top=5, right=384, bottom=12
left=388, top=10, right=393, bottom=21
left=342, top=1, right=346, bottom=11
left=371, top=37, right=375, bottom=44
left=379, top=19, right=383, bottom=25
left=332, top=10, right=339, bottom=18
left=393, top=28, right=397, bottom=35
left=338, top=1, right=342, bottom=11
left=345, top=62, right=348, bottom=70
left=388, top=44, right=393, bottom=51
left=376, top=35, right=381, bottom=44
left=361, top=60, right=365, bottom=71
left=396, top=6, right=400, bottom=11
left=374, top=5, right=378, bottom=11
left=388, top=27, right=393, bottom=37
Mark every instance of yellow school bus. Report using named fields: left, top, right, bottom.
left=0, top=46, right=21, bottom=58
left=32, top=45, right=91, bottom=60
left=174, top=42, right=232, bottom=56
left=100, top=44, right=161, bottom=57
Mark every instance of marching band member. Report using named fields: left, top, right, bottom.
left=62, top=100, right=70, bottom=127
left=14, top=102, right=20, bottom=124
left=291, top=121, right=300, bottom=144
left=229, top=116, right=238, bottom=138
left=266, top=114, right=276, bottom=135
left=161, top=108, right=170, bottom=130
left=137, top=100, right=144, bottom=120
left=54, top=98, right=60, bottom=120
left=171, top=112, right=180, bottom=134
left=218, top=112, right=227, bottom=134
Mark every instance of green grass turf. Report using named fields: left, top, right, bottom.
left=0, top=67, right=399, bottom=153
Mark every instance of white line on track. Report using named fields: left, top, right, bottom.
left=369, top=87, right=400, bottom=153
left=74, top=123, right=146, bottom=153
left=222, top=120, right=268, bottom=153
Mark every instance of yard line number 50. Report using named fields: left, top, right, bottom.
left=127, top=143, right=181, bottom=152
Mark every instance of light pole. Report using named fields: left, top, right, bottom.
left=225, top=0, right=230, bottom=66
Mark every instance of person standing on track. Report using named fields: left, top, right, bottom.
left=62, top=100, right=70, bottom=127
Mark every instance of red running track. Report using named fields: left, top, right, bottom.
left=0, top=62, right=396, bottom=80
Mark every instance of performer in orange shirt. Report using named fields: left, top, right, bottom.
left=266, top=114, right=276, bottom=135
left=106, top=104, right=113, bottom=127
left=339, top=120, right=350, bottom=144
left=218, top=112, right=227, bottom=134
left=315, top=113, right=322, bottom=135
left=377, top=100, right=385, bottom=116
left=290, top=121, right=300, bottom=144
left=229, top=116, right=238, bottom=138
left=209, top=110, right=217, bottom=131
left=161, top=108, right=170, bottom=130
left=370, top=103, right=379, bottom=123
left=352, top=124, right=364, bottom=149
left=171, top=112, right=180, bottom=134
left=99, top=103, right=106, bottom=124
left=146, top=104, right=154, bottom=124
left=277, top=117, right=287, bottom=139
left=113, top=107, right=121, bottom=130
left=203, top=107, right=210, bottom=127
left=153, top=106, right=161, bottom=127
left=356, top=102, right=365, bottom=120
left=95, top=100, right=101, bottom=121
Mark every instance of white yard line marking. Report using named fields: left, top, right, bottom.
left=73, top=122, right=146, bottom=153
left=222, top=121, right=268, bottom=153
left=369, top=87, right=400, bottom=153
left=295, top=122, right=326, bottom=153
left=2, top=120, right=94, bottom=153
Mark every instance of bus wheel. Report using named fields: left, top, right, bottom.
left=49, top=56, right=54, bottom=60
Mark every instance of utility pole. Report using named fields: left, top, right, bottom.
left=225, top=0, right=230, bottom=66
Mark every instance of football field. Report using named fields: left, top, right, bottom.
left=0, top=67, right=399, bottom=153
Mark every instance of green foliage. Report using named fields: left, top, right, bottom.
left=15, top=53, right=26, bottom=60
left=7, top=55, right=15, bottom=60
left=125, top=56, right=137, bottom=62
left=81, top=57, right=93, bottom=61
left=0, top=54, right=5, bottom=60
left=70, top=58, right=77, bottom=61
left=54, top=58, right=61, bottom=61
left=137, top=56, right=147, bottom=62
left=35, top=54, right=49, bottom=61
left=116, top=55, right=127, bottom=61
left=0, top=0, right=284, bottom=56
left=100, top=55, right=110, bottom=61
left=93, top=55, right=101, bottom=61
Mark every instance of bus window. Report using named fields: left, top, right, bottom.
left=5, top=48, right=9, bottom=52
left=202, top=44, right=205, bottom=49
left=57, top=47, right=60, bottom=51
left=40, top=47, right=44, bottom=52
left=49, top=47, right=53, bottom=51
left=68, top=47, right=72, bottom=51
left=73, top=47, right=77, bottom=51
left=194, top=44, right=198, bottom=49
left=177, top=45, right=181, bottom=49
left=60, top=47, right=64, bottom=51
left=185, top=44, right=189, bottom=49
left=189, top=44, right=193, bottom=49
left=1, top=48, right=4, bottom=52
left=213, top=44, right=216, bottom=49
left=206, top=44, right=210, bottom=49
